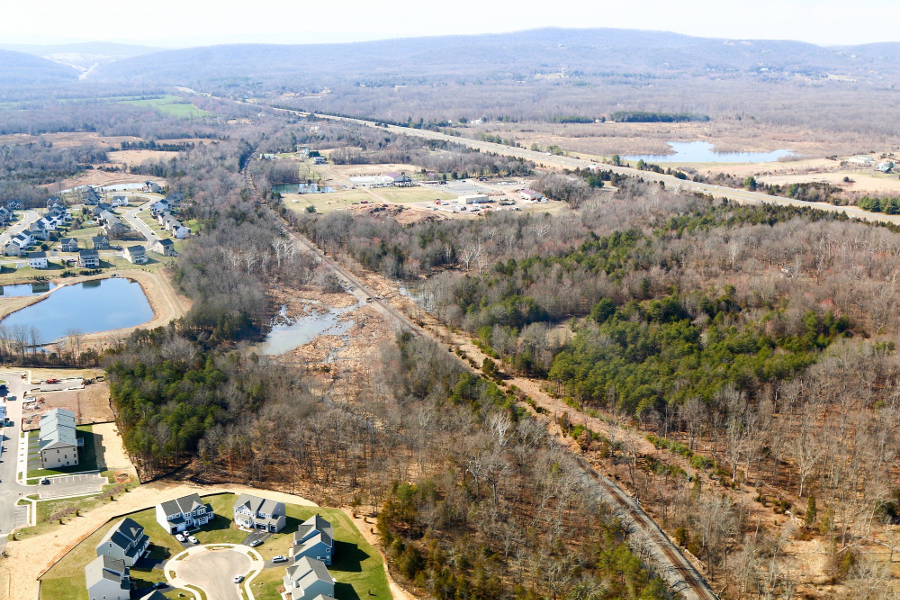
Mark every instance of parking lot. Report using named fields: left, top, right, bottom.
left=37, top=473, right=105, bottom=499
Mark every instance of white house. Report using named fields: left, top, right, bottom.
left=283, top=557, right=335, bottom=600
left=125, top=245, right=148, bottom=265
left=290, top=515, right=335, bottom=565
left=111, top=196, right=129, bottom=207
left=38, top=408, right=80, bottom=469
left=173, top=225, right=191, bottom=239
left=233, top=494, right=287, bottom=532
left=29, top=252, right=48, bottom=270
left=155, top=493, right=213, bottom=533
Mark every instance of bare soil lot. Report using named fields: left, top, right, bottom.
left=21, top=381, right=113, bottom=431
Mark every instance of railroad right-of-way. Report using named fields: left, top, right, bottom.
left=243, top=157, right=719, bottom=600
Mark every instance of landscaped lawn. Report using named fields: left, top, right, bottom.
left=39, top=493, right=390, bottom=600
left=27, top=425, right=98, bottom=479
left=40, top=497, right=184, bottom=600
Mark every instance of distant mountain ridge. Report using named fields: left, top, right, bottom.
left=0, top=49, right=78, bottom=86
left=86, top=27, right=900, bottom=90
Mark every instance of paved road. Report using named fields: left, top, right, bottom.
left=177, top=549, right=250, bottom=600
left=123, top=200, right=159, bottom=242
left=0, top=372, right=37, bottom=548
left=0, top=211, right=39, bottom=247
left=260, top=105, right=900, bottom=227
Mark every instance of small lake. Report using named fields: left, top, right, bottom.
left=0, top=282, right=56, bottom=297
left=0, top=278, right=153, bottom=344
left=626, top=141, right=795, bottom=164
left=261, top=301, right=359, bottom=356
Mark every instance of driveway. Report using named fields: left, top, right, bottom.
left=176, top=548, right=251, bottom=600
left=241, top=530, right=272, bottom=546
left=37, top=473, right=106, bottom=499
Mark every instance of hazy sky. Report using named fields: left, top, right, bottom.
left=2, top=0, right=898, bottom=47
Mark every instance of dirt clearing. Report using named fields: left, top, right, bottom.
left=107, top=150, right=180, bottom=167
left=20, top=381, right=112, bottom=430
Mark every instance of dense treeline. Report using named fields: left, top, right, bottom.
left=609, top=111, right=710, bottom=123
left=0, top=141, right=108, bottom=186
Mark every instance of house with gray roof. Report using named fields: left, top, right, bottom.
left=38, top=408, right=80, bottom=469
left=85, top=555, right=131, bottom=600
left=233, top=493, right=286, bottom=532
left=4, top=241, right=23, bottom=257
left=290, top=515, right=334, bottom=565
left=96, top=517, right=150, bottom=567
left=151, top=238, right=176, bottom=257
left=79, top=248, right=100, bottom=268
left=60, top=238, right=79, bottom=252
left=100, top=210, right=128, bottom=237
left=92, top=235, right=110, bottom=250
left=124, top=245, right=147, bottom=264
left=155, top=493, right=213, bottom=533
left=283, top=557, right=335, bottom=600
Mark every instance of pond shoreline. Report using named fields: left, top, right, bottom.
left=0, top=270, right=187, bottom=346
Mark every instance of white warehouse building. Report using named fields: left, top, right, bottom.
left=458, top=194, right=490, bottom=204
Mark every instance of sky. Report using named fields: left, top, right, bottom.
left=1, top=0, right=898, bottom=48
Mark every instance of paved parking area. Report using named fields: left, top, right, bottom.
left=38, top=473, right=105, bottom=499
left=177, top=549, right=250, bottom=600
left=241, top=531, right=272, bottom=546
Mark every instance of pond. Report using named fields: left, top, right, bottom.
left=0, top=278, right=153, bottom=344
left=260, top=301, right=360, bottom=356
left=0, top=282, right=56, bottom=297
left=626, top=141, right=795, bottom=164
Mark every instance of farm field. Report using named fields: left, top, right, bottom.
left=283, top=190, right=372, bottom=214
left=118, top=95, right=211, bottom=119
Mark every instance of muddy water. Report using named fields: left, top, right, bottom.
left=260, top=300, right=361, bottom=356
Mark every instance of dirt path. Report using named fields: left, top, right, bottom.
left=342, top=509, right=418, bottom=600
left=0, top=481, right=315, bottom=600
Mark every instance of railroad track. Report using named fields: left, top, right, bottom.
left=243, top=156, right=718, bottom=600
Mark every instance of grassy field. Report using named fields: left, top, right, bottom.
left=40, top=494, right=184, bottom=600
left=282, top=190, right=373, bottom=214
left=370, top=187, right=457, bottom=204
left=26, top=425, right=97, bottom=479
left=40, top=493, right=390, bottom=600
left=118, top=95, right=211, bottom=119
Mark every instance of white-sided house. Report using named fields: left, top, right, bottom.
left=155, top=493, right=214, bottom=533
left=111, top=195, right=129, bottom=208
left=283, top=557, right=335, bottom=600
left=29, top=252, right=48, bottom=269
left=96, top=517, right=150, bottom=567
left=60, top=238, right=79, bottom=252
left=152, top=200, right=169, bottom=214
left=290, top=515, right=335, bottom=565
left=124, top=245, right=147, bottom=264
left=233, top=494, right=286, bottom=532
left=84, top=555, right=131, bottom=600
left=173, top=225, right=191, bottom=239
left=38, top=408, right=80, bottom=469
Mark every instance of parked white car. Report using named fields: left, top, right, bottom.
left=175, top=533, right=186, bottom=543
left=188, top=535, right=199, bottom=544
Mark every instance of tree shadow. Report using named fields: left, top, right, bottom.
left=331, top=541, right=369, bottom=574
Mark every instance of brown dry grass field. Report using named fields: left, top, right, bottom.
left=107, top=150, right=180, bottom=167
left=0, top=132, right=142, bottom=149
left=469, top=120, right=900, bottom=159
